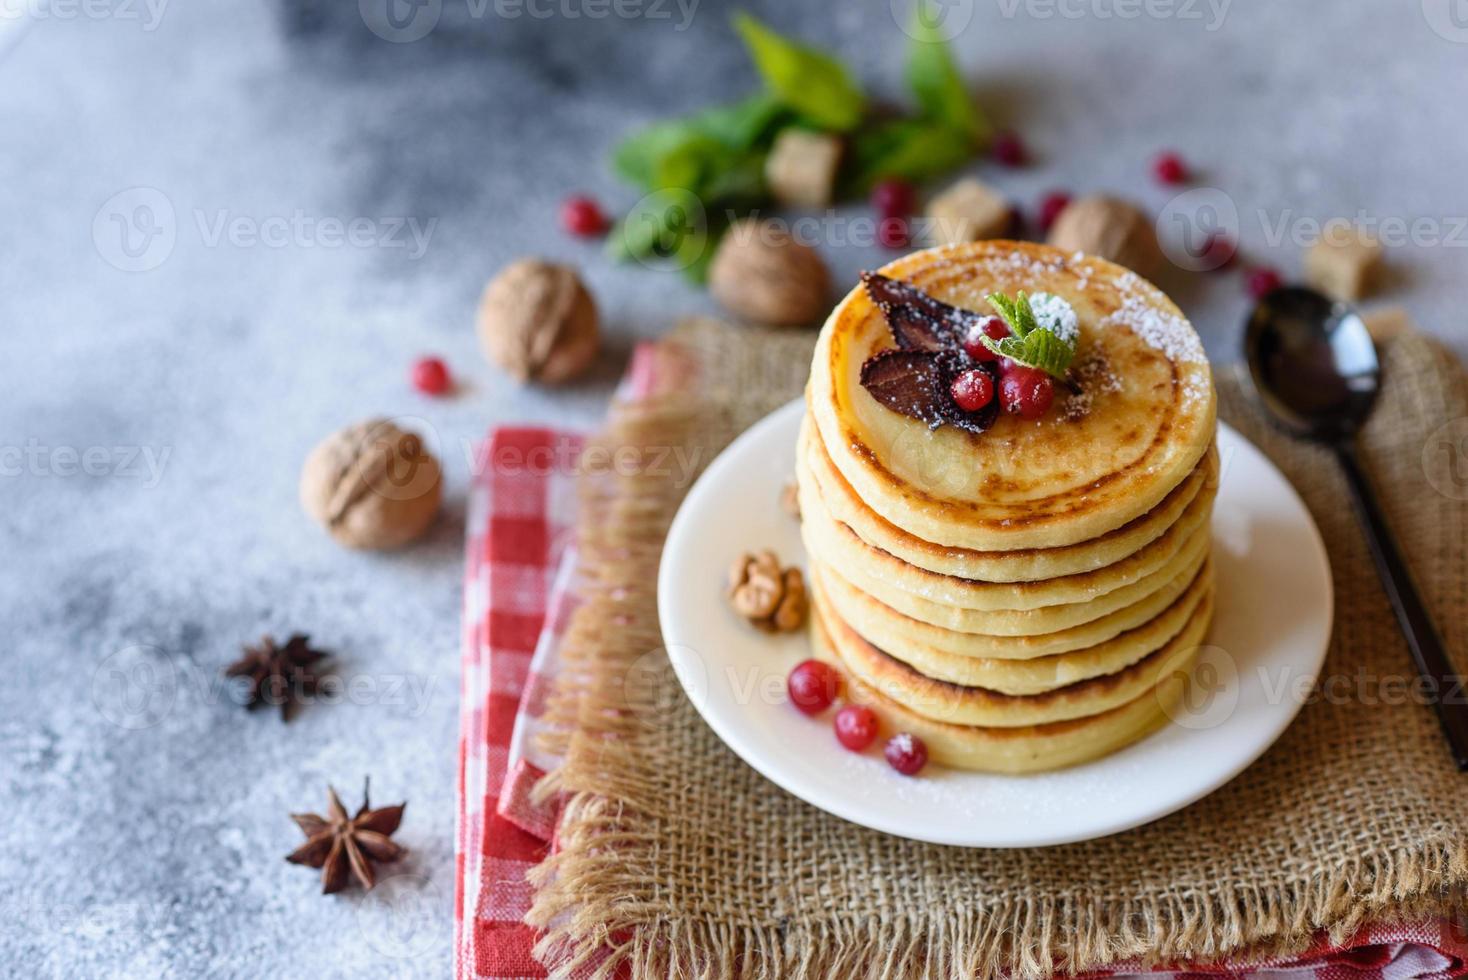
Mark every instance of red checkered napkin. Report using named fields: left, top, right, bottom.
left=455, top=351, right=1468, bottom=980
left=455, top=424, right=577, bottom=979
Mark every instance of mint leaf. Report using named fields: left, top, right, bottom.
left=983, top=291, right=1077, bottom=378
left=612, top=96, right=786, bottom=190
left=692, top=95, right=788, bottom=149
left=1019, top=329, right=1075, bottom=377
left=607, top=188, right=706, bottom=263
left=906, top=0, right=989, bottom=147
left=733, top=13, right=864, bottom=132
left=846, top=118, right=971, bottom=191
left=676, top=210, right=732, bottom=284
left=613, top=122, right=702, bottom=189
left=987, top=291, right=1039, bottom=339
left=652, top=137, right=766, bottom=203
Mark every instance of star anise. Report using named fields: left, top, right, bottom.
left=859, top=272, right=1000, bottom=434
left=286, top=779, right=407, bottom=894
left=224, top=633, right=330, bottom=721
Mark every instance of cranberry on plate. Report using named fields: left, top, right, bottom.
left=787, top=659, right=840, bottom=716
left=834, top=705, right=879, bottom=751
left=884, top=733, right=928, bottom=775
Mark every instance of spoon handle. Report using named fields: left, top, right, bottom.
left=1335, top=442, right=1468, bottom=771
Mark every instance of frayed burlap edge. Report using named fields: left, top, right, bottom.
left=524, top=321, right=1468, bottom=979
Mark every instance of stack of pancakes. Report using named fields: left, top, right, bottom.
left=800, top=242, right=1218, bottom=773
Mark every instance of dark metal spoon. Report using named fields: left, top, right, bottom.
left=1245, top=286, right=1468, bottom=771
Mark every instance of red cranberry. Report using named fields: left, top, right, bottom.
left=1152, top=151, right=1188, bottom=185
left=992, top=130, right=1026, bottom=167
left=834, top=705, right=879, bottom=751
left=962, top=316, right=1010, bottom=362
left=1038, top=192, right=1072, bottom=234
left=410, top=356, right=452, bottom=396
left=871, top=179, right=915, bottom=218
left=877, top=216, right=910, bottom=250
left=560, top=195, right=608, bottom=238
left=949, top=369, right=995, bottom=412
left=1247, top=266, right=1283, bottom=299
left=884, top=732, right=928, bottom=775
left=787, top=660, right=840, bottom=716
left=1201, top=231, right=1237, bottom=270
left=999, top=366, right=1055, bottom=420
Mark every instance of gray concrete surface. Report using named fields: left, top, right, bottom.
left=1, top=1, right=1465, bottom=976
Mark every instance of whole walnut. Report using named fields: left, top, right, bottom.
left=478, top=259, right=599, bottom=383
left=300, top=418, right=442, bottom=550
left=1046, top=196, right=1164, bottom=280
left=708, top=219, right=831, bottom=327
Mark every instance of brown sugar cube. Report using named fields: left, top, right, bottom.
left=925, top=178, right=1012, bottom=245
left=1361, top=306, right=1414, bottom=345
left=1305, top=224, right=1383, bottom=301
left=764, top=129, right=842, bottom=208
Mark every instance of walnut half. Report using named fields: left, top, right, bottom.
left=728, top=550, right=808, bottom=633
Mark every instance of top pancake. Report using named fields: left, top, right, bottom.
left=808, top=241, right=1217, bottom=551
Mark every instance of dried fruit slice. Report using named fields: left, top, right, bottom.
left=859, top=348, right=999, bottom=434
left=861, top=271, right=981, bottom=351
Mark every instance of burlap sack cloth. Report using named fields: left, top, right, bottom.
left=528, top=319, right=1468, bottom=978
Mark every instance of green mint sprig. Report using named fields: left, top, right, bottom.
left=982, top=291, right=1078, bottom=379
left=606, top=9, right=991, bottom=282
left=732, top=13, right=865, bottom=131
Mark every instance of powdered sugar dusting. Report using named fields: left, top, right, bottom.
left=1101, top=281, right=1207, bottom=368
left=1028, top=292, right=1080, bottom=346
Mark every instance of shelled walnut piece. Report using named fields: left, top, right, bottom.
left=727, top=550, right=807, bottom=633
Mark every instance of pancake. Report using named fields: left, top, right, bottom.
left=812, top=521, right=1210, bottom=637
left=800, top=418, right=1218, bottom=583
left=810, top=611, right=1198, bottom=774
left=814, top=553, right=1211, bottom=660
left=807, top=241, right=1216, bottom=551
left=808, top=556, right=1213, bottom=695
left=798, top=455, right=1215, bottom=611
left=818, top=578, right=1214, bottom=727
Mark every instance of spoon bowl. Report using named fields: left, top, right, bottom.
left=1244, top=287, right=1380, bottom=443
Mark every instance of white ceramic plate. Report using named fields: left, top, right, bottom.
left=658, top=399, right=1333, bottom=848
